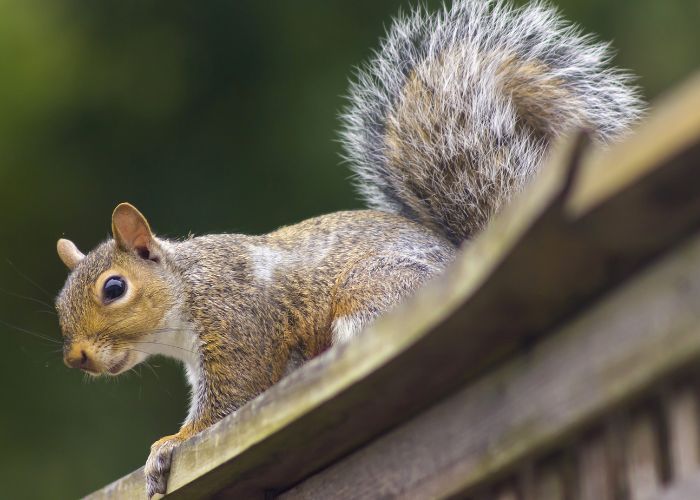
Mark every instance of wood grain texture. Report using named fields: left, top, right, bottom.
left=605, top=416, right=631, bottom=500
left=666, top=389, right=700, bottom=481
left=533, top=464, right=566, bottom=500
left=282, top=230, right=700, bottom=499
left=495, top=485, right=520, bottom=500
left=85, top=469, right=145, bottom=499
left=578, top=434, right=614, bottom=500
left=626, top=413, right=663, bottom=500
left=84, top=73, right=700, bottom=500
left=653, top=471, right=700, bottom=500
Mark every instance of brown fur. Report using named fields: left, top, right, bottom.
left=56, top=205, right=455, bottom=496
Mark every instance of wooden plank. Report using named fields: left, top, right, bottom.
left=533, top=463, right=566, bottom=500
left=281, top=230, right=700, bottom=499
left=626, top=412, right=664, bottom=500
left=85, top=469, right=143, bottom=499
left=605, top=416, right=631, bottom=500
left=518, top=464, right=535, bottom=500
left=495, top=485, right=520, bottom=500
left=652, top=471, right=700, bottom=500
left=86, top=73, right=700, bottom=499
left=578, top=434, right=615, bottom=500
left=666, top=388, right=700, bottom=481
left=569, top=71, right=700, bottom=215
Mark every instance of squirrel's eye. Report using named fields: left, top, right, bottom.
left=103, top=276, right=126, bottom=302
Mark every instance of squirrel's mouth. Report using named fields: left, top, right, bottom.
left=108, top=352, right=130, bottom=375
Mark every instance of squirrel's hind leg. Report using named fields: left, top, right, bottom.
left=330, top=254, right=443, bottom=345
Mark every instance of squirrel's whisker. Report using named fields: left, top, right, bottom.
left=0, top=318, right=62, bottom=345
left=35, top=309, right=58, bottom=316
left=0, top=286, right=55, bottom=310
left=6, top=258, right=54, bottom=300
left=116, top=347, right=157, bottom=359
left=142, top=361, right=160, bottom=380
left=129, top=340, right=197, bottom=354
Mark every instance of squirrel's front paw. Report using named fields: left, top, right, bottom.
left=145, top=434, right=182, bottom=498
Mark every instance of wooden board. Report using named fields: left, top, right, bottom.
left=653, top=471, right=700, bottom=500
left=282, top=230, right=700, bottom=499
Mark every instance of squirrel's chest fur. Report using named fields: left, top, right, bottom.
left=169, top=209, right=454, bottom=395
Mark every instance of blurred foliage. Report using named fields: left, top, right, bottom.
left=0, top=0, right=697, bottom=497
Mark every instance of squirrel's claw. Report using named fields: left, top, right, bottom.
left=145, top=434, right=182, bottom=498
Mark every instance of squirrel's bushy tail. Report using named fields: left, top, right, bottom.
left=341, top=0, right=644, bottom=244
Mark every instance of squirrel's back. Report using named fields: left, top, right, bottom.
left=341, top=0, right=644, bottom=245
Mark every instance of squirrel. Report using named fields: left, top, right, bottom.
left=54, top=0, right=643, bottom=497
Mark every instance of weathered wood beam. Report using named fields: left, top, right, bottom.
left=282, top=229, right=700, bottom=499
left=653, top=472, right=700, bottom=500
left=86, top=73, right=700, bottom=499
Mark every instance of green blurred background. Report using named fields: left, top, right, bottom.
left=0, top=0, right=697, bottom=497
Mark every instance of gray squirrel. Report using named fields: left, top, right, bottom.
left=54, top=0, right=643, bottom=496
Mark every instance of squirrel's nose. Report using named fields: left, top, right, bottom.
left=64, top=344, right=97, bottom=372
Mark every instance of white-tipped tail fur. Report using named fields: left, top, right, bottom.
left=341, top=0, right=644, bottom=244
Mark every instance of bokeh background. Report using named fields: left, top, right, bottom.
left=0, top=0, right=697, bottom=497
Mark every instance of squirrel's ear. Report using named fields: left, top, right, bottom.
left=57, top=239, right=85, bottom=270
left=111, top=203, right=158, bottom=260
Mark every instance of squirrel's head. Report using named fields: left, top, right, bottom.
left=55, top=203, right=177, bottom=376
